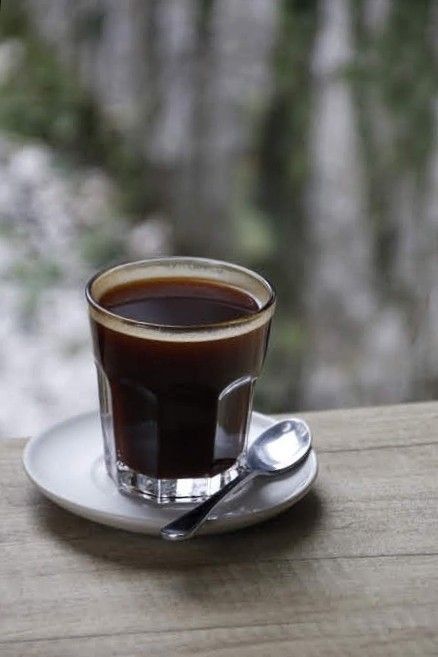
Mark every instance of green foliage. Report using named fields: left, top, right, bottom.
left=351, top=0, right=437, bottom=173
left=377, top=0, right=436, bottom=171
left=10, top=257, right=63, bottom=320
left=74, top=7, right=105, bottom=42
left=0, top=5, right=101, bottom=156
left=12, top=258, right=62, bottom=287
left=255, top=0, right=317, bottom=279
left=0, top=2, right=154, bottom=217
left=348, top=0, right=437, bottom=290
left=254, top=316, right=304, bottom=413
left=78, top=226, right=126, bottom=269
left=262, top=0, right=318, bottom=198
left=251, top=0, right=317, bottom=410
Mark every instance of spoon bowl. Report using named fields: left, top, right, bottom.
left=247, top=418, right=312, bottom=474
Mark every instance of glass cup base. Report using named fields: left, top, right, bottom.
left=114, top=459, right=245, bottom=504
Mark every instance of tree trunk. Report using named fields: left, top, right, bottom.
left=408, top=2, right=438, bottom=397
left=167, top=0, right=277, bottom=257
left=303, top=0, right=382, bottom=409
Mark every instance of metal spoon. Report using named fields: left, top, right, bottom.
left=160, top=418, right=312, bottom=541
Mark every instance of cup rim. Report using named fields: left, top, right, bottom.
left=85, top=256, right=276, bottom=336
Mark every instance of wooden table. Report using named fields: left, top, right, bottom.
left=1, top=402, right=437, bottom=656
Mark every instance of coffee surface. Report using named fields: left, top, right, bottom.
left=100, top=277, right=259, bottom=326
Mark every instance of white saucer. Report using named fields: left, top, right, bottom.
left=23, top=411, right=318, bottom=536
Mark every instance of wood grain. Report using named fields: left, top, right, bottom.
left=1, top=402, right=438, bottom=656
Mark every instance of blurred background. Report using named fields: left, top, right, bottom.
left=0, top=0, right=437, bottom=437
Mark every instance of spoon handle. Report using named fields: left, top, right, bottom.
left=161, top=469, right=254, bottom=541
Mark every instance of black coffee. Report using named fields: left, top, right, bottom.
left=100, top=277, right=259, bottom=326
left=91, top=277, right=270, bottom=479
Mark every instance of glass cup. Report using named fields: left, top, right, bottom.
left=86, top=257, right=275, bottom=503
